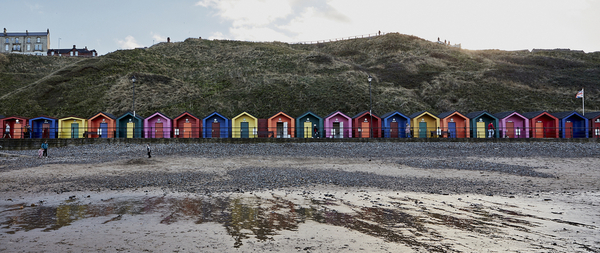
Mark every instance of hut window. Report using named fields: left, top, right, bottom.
left=213, top=119, right=218, bottom=123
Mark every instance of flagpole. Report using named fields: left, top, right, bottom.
left=582, top=88, right=585, bottom=115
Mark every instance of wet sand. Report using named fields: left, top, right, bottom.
left=1, top=151, right=600, bottom=252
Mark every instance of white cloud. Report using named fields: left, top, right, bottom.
left=151, top=32, right=167, bottom=43
left=117, top=36, right=142, bottom=49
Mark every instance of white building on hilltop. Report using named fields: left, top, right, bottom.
left=0, top=28, right=50, bottom=56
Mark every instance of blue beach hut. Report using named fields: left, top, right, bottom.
left=381, top=111, right=410, bottom=138
left=29, top=116, right=58, bottom=139
left=551, top=111, right=588, bottom=138
left=202, top=112, right=230, bottom=138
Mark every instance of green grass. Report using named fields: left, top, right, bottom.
left=1, top=33, right=599, bottom=120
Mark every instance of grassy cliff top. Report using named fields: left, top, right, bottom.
left=1, top=33, right=599, bottom=119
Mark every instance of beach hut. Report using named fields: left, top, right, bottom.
left=231, top=112, right=257, bottom=138
left=29, top=116, right=57, bottom=139
left=88, top=112, right=117, bottom=138
left=202, top=112, right=230, bottom=138
left=583, top=112, right=600, bottom=138
left=324, top=111, right=352, bottom=138
left=295, top=111, right=323, bottom=138
left=437, top=111, right=470, bottom=138
left=1, top=116, right=29, bottom=139
left=116, top=112, right=144, bottom=138
left=381, top=111, right=410, bottom=138
left=173, top=111, right=200, bottom=138
left=144, top=112, right=172, bottom=138
left=352, top=111, right=381, bottom=138
left=408, top=111, right=440, bottom=138
left=551, top=111, right=588, bottom=138
left=465, top=111, right=499, bottom=138
left=521, top=111, right=559, bottom=138
left=58, top=116, right=88, bottom=139
left=268, top=112, right=295, bottom=138
left=493, top=111, right=529, bottom=138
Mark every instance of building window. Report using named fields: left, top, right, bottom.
left=4, top=45, right=7, bottom=51
left=4, top=38, right=8, bottom=43
left=34, top=44, right=41, bottom=51
left=27, top=44, right=30, bottom=51
left=15, top=38, right=19, bottom=43
left=51, top=51, right=54, bottom=56
left=37, top=37, right=41, bottom=43
left=70, top=51, right=73, bottom=56
left=92, top=52, right=96, bottom=57
left=75, top=51, right=78, bottom=56
left=27, top=38, right=31, bottom=43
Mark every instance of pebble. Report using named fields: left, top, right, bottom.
left=0, top=142, right=598, bottom=195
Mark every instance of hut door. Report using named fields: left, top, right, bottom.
left=212, top=122, right=220, bottom=138
left=535, top=121, right=543, bottom=138
left=43, top=123, right=50, bottom=138
left=283, top=122, right=289, bottom=138
left=183, top=122, right=192, bottom=138
left=304, top=121, right=312, bottom=138
left=155, top=122, right=164, bottom=138
left=390, top=122, right=398, bottom=138
left=448, top=122, right=456, bottom=138
left=71, top=123, right=79, bottom=138
left=276, top=122, right=284, bottom=138
left=476, top=121, right=485, bottom=138
left=361, top=120, right=370, bottom=138
left=419, top=122, right=427, bottom=138
left=332, top=122, right=340, bottom=138
left=100, top=123, right=108, bottom=138
left=240, top=122, right=249, bottom=138
left=127, top=122, right=134, bottom=138
left=565, top=121, right=573, bottom=138
left=339, top=121, right=344, bottom=138
left=14, top=122, right=22, bottom=139
left=506, top=121, right=514, bottom=138
left=594, top=119, right=600, bottom=138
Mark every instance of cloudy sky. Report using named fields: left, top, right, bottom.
left=3, top=0, right=599, bottom=55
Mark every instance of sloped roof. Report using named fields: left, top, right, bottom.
left=550, top=111, right=584, bottom=119
left=296, top=111, right=322, bottom=119
left=583, top=111, right=600, bottom=120
left=409, top=111, right=438, bottom=119
left=380, top=111, right=410, bottom=119
left=173, top=111, right=200, bottom=120
left=521, top=111, right=547, bottom=119
left=325, top=110, right=350, bottom=119
left=352, top=110, right=379, bottom=119
left=437, top=110, right=467, bottom=119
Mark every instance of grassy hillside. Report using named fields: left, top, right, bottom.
left=1, top=33, right=599, bottom=119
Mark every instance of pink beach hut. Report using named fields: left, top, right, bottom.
left=493, top=111, right=530, bottom=138
left=144, top=112, right=172, bottom=138
left=324, top=111, right=352, bottom=138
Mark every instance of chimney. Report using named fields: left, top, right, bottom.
left=3, top=28, right=6, bottom=36
left=73, top=45, right=76, bottom=49
left=26, top=30, right=29, bottom=35
left=47, top=28, right=49, bottom=34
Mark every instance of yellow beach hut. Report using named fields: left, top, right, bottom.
left=231, top=112, right=257, bottom=138
left=58, top=116, right=88, bottom=138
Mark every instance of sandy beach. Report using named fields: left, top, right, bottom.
left=1, top=142, right=599, bottom=252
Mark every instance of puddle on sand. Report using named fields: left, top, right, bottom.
left=0, top=194, right=593, bottom=251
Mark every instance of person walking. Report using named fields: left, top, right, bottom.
left=488, top=122, right=495, bottom=138
left=147, top=144, right=151, bottom=158
left=3, top=123, right=10, bottom=138
left=41, top=140, right=48, bottom=158
left=405, top=123, right=411, bottom=138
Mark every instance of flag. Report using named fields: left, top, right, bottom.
left=576, top=89, right=584, bottom=98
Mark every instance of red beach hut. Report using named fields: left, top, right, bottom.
left=352, top=111, right=381, bottom=138
left=522, top=111, right=559, bottom=138
left=1, top=116, right=29, bottom=139
left=173, top=111, right=200, bottom=138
